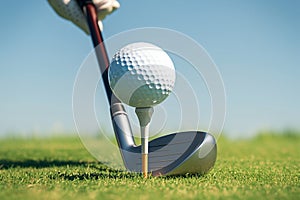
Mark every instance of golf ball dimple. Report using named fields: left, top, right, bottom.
left=108, top=42, right=176, bottom=107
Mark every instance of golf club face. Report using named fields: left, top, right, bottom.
left=111, top=110, right=217, bottom=176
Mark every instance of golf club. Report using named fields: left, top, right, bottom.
left=78, top=0, right=217, bottom=176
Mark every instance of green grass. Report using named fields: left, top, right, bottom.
left=0, top=133, right=299, bottom=200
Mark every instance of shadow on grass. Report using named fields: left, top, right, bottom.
left=160, top=173, right=207, bottom=179
left=50, top=164, right=139, bottom=180
left=0, top=159, right=96, bottom=169
left=58, top=170, right=139, bottom=180
left=0, top=159, right=207, bottom=180
left=57, top=170, right=206, bottom=180
left=0, top=159, right=138, bottom=179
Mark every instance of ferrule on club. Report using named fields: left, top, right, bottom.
left=135, top=107, right=154, bottom=178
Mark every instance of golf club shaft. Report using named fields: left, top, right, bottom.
left=78, top=1, right=112, bottom=101
left=78, top=0, right=136, bottom=151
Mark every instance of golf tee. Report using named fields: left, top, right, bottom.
left=141, top=123, right=149, bottom=178
left=141, top=126, right=149, bottom=178
left=135, top=107, right=154, bottom=178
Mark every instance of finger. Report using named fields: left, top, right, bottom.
left=48, top=0, right=90, bottom=34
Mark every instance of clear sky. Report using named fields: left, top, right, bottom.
left=0, top=0, right=299, bottom=138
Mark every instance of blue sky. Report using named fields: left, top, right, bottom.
left=0, top=0, right=299, bottom=138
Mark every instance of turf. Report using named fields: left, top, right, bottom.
left=0, top=133, right=299, bottom=200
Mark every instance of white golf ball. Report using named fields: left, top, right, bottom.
left=108, top=42, right=176, bottom=107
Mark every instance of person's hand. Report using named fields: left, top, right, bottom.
left=48, top=0, right=120, bottom=34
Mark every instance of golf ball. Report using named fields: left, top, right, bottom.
left=108, top=42, right=176, bottom=107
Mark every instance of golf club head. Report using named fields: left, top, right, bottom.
left=111, top=104, right=217, bottom=176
